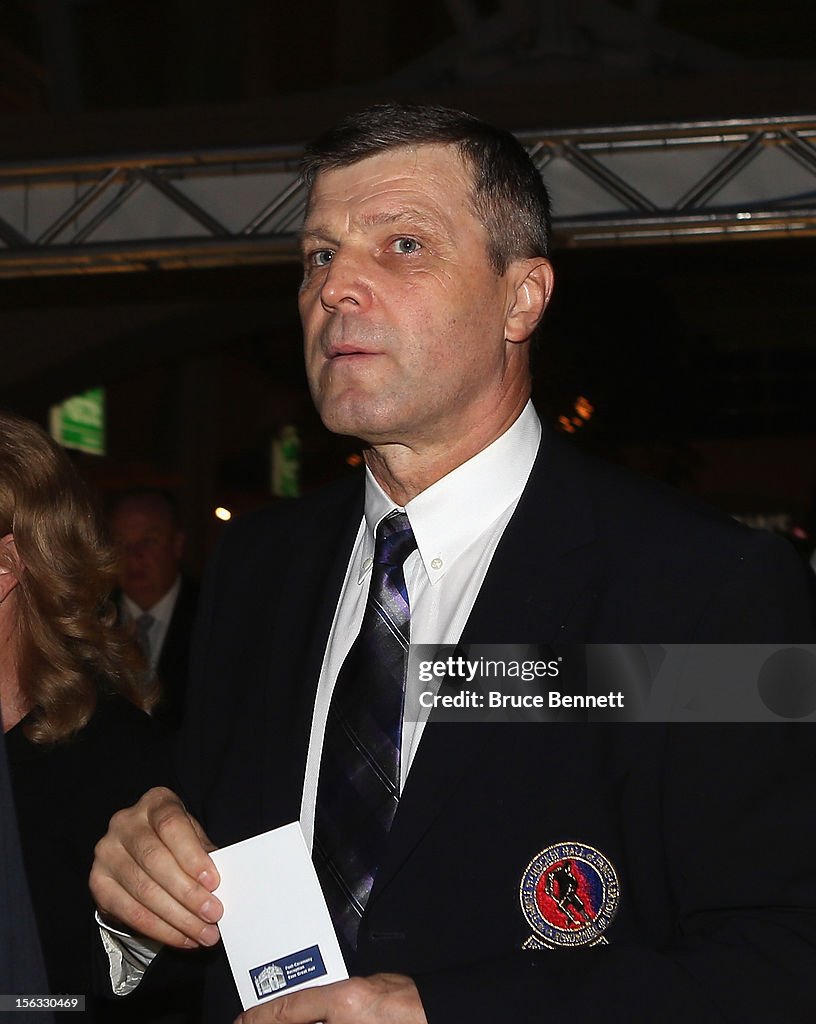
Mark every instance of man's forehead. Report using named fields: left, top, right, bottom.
left=306, top=143, right=474, bottom=210
left=111, top=498, right=175, bottom=530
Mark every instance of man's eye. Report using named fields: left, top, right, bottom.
left=310, top=250, right=334, bottom=267
left=391, top=237, right=421, bottom=255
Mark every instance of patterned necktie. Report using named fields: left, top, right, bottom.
left=135, top=611, right=155, bottom=664
left=313, top=509, right=418, bottom=953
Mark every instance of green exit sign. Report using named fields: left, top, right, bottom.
left=49, top=388, right=106, bottom=455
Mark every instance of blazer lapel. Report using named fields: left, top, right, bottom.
left=259, top=478, right=365, bottom=827
left=461, top=428, right=599, bottom=643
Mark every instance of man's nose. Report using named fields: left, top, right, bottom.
left=319, top=251, right=372, bottom=313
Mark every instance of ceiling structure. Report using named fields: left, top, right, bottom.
left=0, top=114, right=815, bottom=277
left=0, top=1, right=814, bottom=278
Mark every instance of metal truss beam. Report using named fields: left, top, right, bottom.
left=0, top=116, right=814, bottom=277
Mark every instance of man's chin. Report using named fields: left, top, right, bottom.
left=317, top=402, right=384, bottom=443
left=124, top=588, right=158, bottom=610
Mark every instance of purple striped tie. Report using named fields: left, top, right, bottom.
left=313, top=509, right=417, bottom=954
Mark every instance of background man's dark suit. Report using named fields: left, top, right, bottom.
left=173, top=428, right=816, bottom=1023
left=115, top=576, right=198, bottom=729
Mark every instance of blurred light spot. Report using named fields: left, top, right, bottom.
left=575, top=396, right=594, bottom=420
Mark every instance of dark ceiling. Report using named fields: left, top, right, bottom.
left=0, top=0, right=813, bottom=130
left=2, top=0, right=815, bottom=114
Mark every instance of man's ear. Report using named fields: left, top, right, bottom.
left=0, top=534, right=21, bottom=603
left=505, top=258, right=554, bottom=343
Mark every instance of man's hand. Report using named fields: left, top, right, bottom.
left=90, top=786, right=223, bottom=949
left=236, top=975, right=427, bottom=1024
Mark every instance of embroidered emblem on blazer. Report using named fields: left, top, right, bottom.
left=520, top=841, right=620, bottom=949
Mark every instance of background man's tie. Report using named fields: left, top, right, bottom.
left=313, top=509, right=417, bottom=954
left=135, top=611, right=155, bottom=664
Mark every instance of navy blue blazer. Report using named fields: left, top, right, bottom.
left=175, top=429, right=816, bottom=1023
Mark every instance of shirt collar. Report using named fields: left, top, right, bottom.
left=361, top=400, right=541, bottom=585
left=122, top=575, right=182, bottom=624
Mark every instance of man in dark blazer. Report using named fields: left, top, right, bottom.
left=91, top=105, right=816, bottom=1024
left=110, top=489, right=199, bottom=728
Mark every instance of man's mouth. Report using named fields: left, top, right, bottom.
left=327, top=344, right=377, bottom=359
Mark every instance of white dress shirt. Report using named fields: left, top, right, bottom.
left=299, top=400, right=541, bottom=847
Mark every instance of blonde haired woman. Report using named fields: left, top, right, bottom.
left=0, top=411, right=173, bottom=1016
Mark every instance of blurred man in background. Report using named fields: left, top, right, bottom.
left=109, top=489, right=198, bottom=729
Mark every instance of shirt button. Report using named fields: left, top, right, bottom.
left=363, top=557, right=373, bottom=571
left=431, top=557, right=443, bottom=570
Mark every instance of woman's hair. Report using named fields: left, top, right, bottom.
left=0, top=410, right=147, bottom=743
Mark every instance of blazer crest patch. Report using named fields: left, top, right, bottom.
left=519, top=841, right=620, bottom=949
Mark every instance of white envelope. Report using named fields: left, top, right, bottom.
left=211, top=822, right=348, bottom=1010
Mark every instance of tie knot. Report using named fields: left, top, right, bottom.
left=136, top=611, right=155, bottom=631
left=374, top=510, right=417, bottom=569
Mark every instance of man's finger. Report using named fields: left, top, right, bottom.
left=237, top=981, right=338, bottom=1023
left=98, top=789, right=222, bottom=919
left=90, top=786, right=222, bottom=946
left=94, top=879, right=220, bottom=949
left=91, top=840, right=222, bottom=948
left=235, top=975, right=427, bottom=1024
left=142, top=792, right=221, bottom=894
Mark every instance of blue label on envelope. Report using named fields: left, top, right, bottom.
left=250, top=945, right=327, bottom=1000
